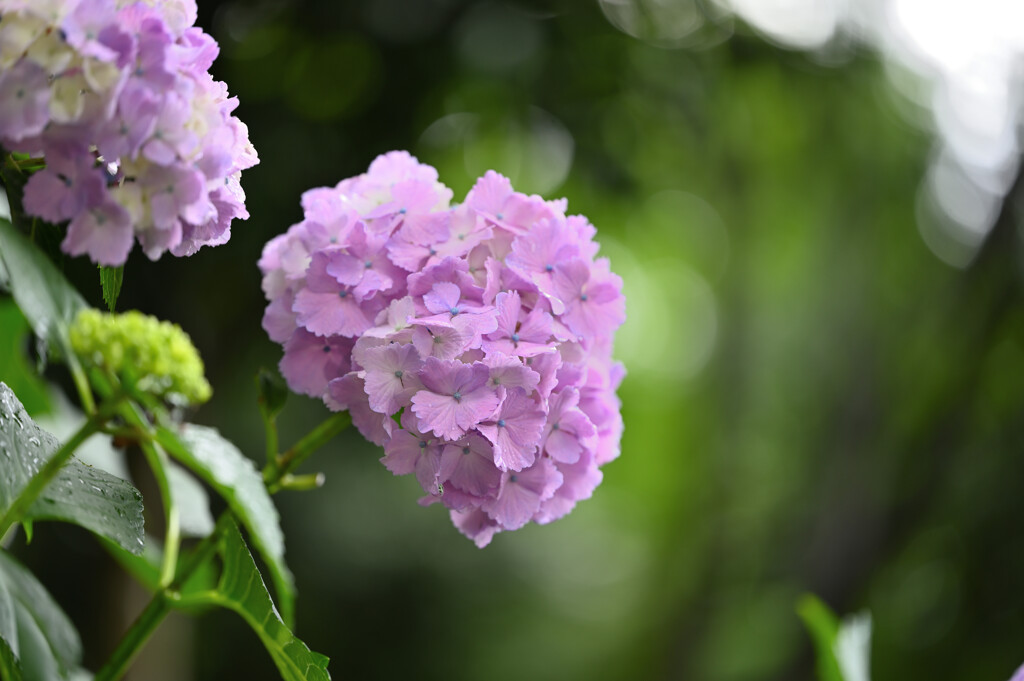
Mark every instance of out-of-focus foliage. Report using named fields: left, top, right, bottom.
left=3, top=2, right=1023, bottom=681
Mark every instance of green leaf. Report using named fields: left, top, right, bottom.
left=153, top=424, right=295, bottom=624
left=0, top=219, right=86, bottom=362
left=101, top=536, right=162, bottom=592
left=182, top=520, right=329, bottom=681
left=98, top=265, right=123, bottom=313
left=797, top=594, right=844, bottom=681
left=257, top=369, right=289, bottom=421
left=0, top=549, right=81, bottom=680
left=0, top=383, right=145, bottom=554
left=0, top=635, right=23, bottom=681
left=834, top=613, right=872, bottom=681
left=165, top=461, right=214, bottom=538
left=0, top=301, right=49, bottom=416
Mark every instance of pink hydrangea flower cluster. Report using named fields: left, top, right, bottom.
left=260, top=152, right=626, bottom=547
left=0, top=0, right=257, bottom=265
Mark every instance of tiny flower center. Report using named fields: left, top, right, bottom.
left=419, top=440, right=427, bottom=449
left=511, top=333, right=520, bottom=343
left=496, top=213, right=504, bottom=220
left=394, top=370, right=403, bottom=378
left=580, top=293, right=588, bottom=302
left=322, top=345, right=331, bottom=353
left=545, top=264, right=554, bottom=272
left=497, top=419, right=506, bottom=428
left=364, top=260, right=373, bottom=268
left=338, top=290, right=348, bottom=298
left=462, top=447, right=471, bottom=455
left=428, top=248, right=437, bottom=256
left=449, top=307, right=459, bottom=316
left=552, top=422, right=560, bottom=431
left=399, top=208, right=407, bottom=214
left=509, top=474, right=518, bottom=483
left=452, top=391, right=462, bottom=402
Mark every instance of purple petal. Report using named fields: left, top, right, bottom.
left=293, top=289, right=372, bottom=337
left=62, top=201, right=134, bottom=266
left=450, top=506, right=500, bottom=548
left=484, top=458, right=562, bottom=530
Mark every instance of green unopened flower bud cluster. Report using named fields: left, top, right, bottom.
left=70, top=309, right=212, bottom=405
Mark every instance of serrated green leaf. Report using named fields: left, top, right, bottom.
left=0, top=383, right=145, bottom=554
left=0, top=635, right=23, bottom=681
left=797, top=594, right=844, bottom=681
left=165, top=462, right=214, bottom=537
left=256, top=369, right=288, bottom=421
left=97, top=266, right=123, bottom=313
left=0, top=219, right=85, bottom=362
left=0, top=301, right=50, bottom=416
left=186, top=521, right=329, bottom=681
left=0, top=550, right=81, bottom=679
left=153, top=424, right=295, bottom=624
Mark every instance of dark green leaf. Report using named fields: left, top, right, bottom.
left=0, top=550, right=81, bottom=680
left=0, top=383, right=145, bottom=554
left=182, top=521, right=329, bottom=681
left=0, top=301, right=51, bottom=416
left=0, top=219, right=86, bottom=363
left=797, top=594, right=844, bottom=681
left=257, top=369, right=289, bottom=420
left=98, top=266, right=123, bottom=313
left=153, top=424, right=295, bottom=624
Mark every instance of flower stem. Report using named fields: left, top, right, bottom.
left=95, top=411, right=350, bottom=680
left=266, top=411, right=351, bottom=488
left=119, top=401, right=180, bottom=586
left=93, top=513, right=230, bottom=681
left=0, top=417, right=99, bottom=539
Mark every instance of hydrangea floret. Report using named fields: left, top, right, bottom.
left=0, top=0, right=257, bottom=265
left=260, top=152, right=626, bottom=547
left=70, top=308, right=211, bottom=404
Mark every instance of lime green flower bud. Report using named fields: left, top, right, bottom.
left=69, top=309, right=212, bottom=406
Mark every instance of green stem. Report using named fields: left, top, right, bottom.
left=69, top=355, right=97, bottom=415
left=263, top=416, right=279, bottom=474
left=0, top=417, right=99, bottom=539
left=96, top=412, right=349, bottom=680
left=118, top=402, right=179, bottom=586
left=93, top=513, right=229, bottom=681
left=266, top=411, right=351, bottom=485
left=142, top=440, right=179, bottom=587
left=93, top=594, right=170, bottom=681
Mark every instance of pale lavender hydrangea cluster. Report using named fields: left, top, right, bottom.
left=0, top=0, right=257, bottom=265
left=260, top=152, right=626, bottom=547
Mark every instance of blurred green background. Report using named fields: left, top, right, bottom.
left=4, top=1, right=1024, bottom=680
